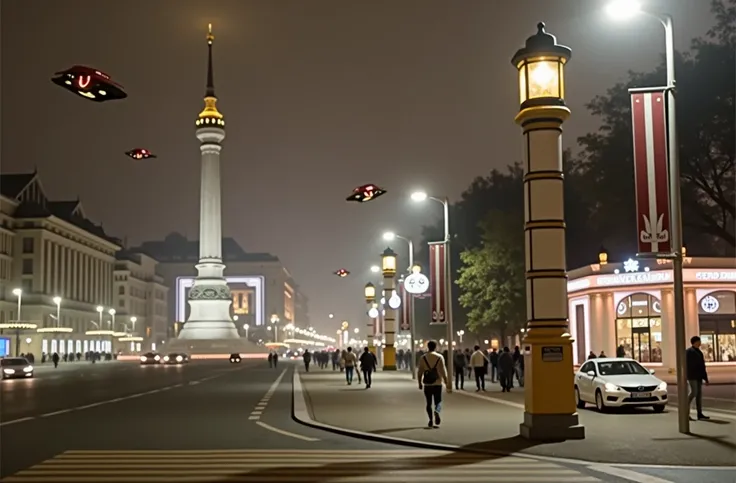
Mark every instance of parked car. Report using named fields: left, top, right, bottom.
left=574, top=357, right=668, bottom=413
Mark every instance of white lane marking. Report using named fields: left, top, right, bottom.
left=256, top=420, right=320, bottom=442
left=40, top=408, right=74, bottom=417
left=248, top=416, right=260, bottom=420
left=457, top=390, right=525, bottom=409
left=589, top=464, right=675, bottom=483
left=0, top=416, right=35, bottom=427
left=189, top=381, right=200, bottom=386
left=249, top=368, right=287, bottom=420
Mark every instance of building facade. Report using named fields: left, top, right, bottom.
left=131, top=232, right=310, bottom=342
left=567, top=254, right=736, bottom=379
left=113, top=251, right=169, bottom=351
left=0, top=172, right=124, bottom=357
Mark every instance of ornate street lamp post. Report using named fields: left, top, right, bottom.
left=512, top=22, right=584, bottom=440
left=381, top=247, right=398, bottom=370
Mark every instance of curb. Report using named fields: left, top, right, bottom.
left=290, top=370, right=736, bottom=469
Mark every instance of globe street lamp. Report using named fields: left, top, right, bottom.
left=370, top=265, right=380, bottom=273
left=381, top=247, right=398, bottom=370
left=512, top=22, right=583, bottom=441
left=130, top=316, right=137, bottom=335
left=457, top=330, right=465, bottom=344
left=411, top=191, right=454, bottom=389
left=243, top=323, right=249, bottom=340
left=606, top=0, right=689, bottom=436
left=270, top=314, right=280, bottom=343
left=12, top=288, right=22, bottom=323
left=383, top=230, right=418, bottom=378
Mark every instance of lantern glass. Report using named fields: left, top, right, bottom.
left=382, top=254, right=397, bottom=273
left=364, top=284, right=376, bottom=299
left=519, top=58, right=564, bottom=105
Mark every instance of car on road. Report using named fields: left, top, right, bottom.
left=163, top=353, right=189, bottom=364
left=229, top=353, right=241, bottom=363
left=140, top=352, right=162, bottom=365
left=1, top=357, right=34, bottom=379
left=575, top=357, right=668, bottom=413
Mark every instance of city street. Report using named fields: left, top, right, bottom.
left=0, top=359, right=647, bottom=482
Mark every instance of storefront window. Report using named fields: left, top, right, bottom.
left=615, top=293, right=663, bottom=363
left=698, top=291, right=736, bottom=362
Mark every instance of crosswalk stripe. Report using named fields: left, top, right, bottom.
left=2, top=450, right=600, bottom=482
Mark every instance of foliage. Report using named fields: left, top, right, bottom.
left=457, top=208, right=525, bottom=338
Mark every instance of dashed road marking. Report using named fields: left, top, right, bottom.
left=247, top=368, right=286, bottom=421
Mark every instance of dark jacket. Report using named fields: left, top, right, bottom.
left=685, top=346, right=708, bottom=382
left=453, top=351, right=466, bottom=369
left=359, top=351, right=377, bottom=372
left=498, top=352, right=514, bottom=373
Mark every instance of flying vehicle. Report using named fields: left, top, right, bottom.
left=346, top=184, right=387, bottom=203
left=125, top=148, right=157, bottom=160
left=334, top=268, right=350, bottom=278
left=51, top=65, right=127, bottom=102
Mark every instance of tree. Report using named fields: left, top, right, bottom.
left=457, top=208, right=525, bottom=340
left=576, top=0, right=735, bottom=255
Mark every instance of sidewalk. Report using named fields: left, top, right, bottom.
left=296, top=369, right=736, bottom=466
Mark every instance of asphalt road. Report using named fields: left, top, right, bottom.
left=1, top=360, right=733, bottom=482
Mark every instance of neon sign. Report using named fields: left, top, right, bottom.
left=596, top=271, right=672, bottom=287
left=695, top=271, right=736, bottom=282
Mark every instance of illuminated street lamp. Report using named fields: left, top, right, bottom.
left=52, top=296, right=62, bottom=326
left=130, top=316, right=137, bottom=335
left=12, top=288, right=22, bottom=322
left=606, top=0, right=690, bottom=436
left=410, top=191, right=454, bottom=388
left=270, top=314, right=280, bottom=343
left=380, top=247, right=398, bottom=370
left=457, top=330, right=465, bottom=343
left=243, top=323, right=250, bottom=340
left=370, top=265, right=380, bottom=273
left=512, top=22, right=582, bottom=440
left=108, top=308, right=116, bottom=354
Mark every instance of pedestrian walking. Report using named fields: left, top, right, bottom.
left=469, top=345, right=488, bottom=391
left=686, top=336, right=710, bottom=420
left=303, top=350, right=312, bottom=372
left=417, top=340, right=448, bottom=428
left=489, top=348, right=499, bottom=382
left=453, top=349, right=466, bottom=390
left=268, top=352, right=274, bottom=368
left=498, top=347, right=514, bottom=392
left=342, top=347, right=357, bottom=385
left=359, top=347, right=377, bottom=388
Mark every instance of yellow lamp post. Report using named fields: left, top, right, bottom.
left=381, top=247, right=398, bottom=370
left=364, top=282, right=377, bottom=352
left=512, top=22, right=584, bottom=440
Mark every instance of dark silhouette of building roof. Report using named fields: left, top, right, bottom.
left=0, top=172, right=37, bottom=199
left=132, top=232, right=279, bottom=263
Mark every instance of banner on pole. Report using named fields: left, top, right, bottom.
left=630, top=88, right=672, bottom=255
left=429, top=241, right=447, bottom=324
left=399, top=281, right=411, bottom=331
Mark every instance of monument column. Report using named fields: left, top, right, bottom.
left=177, top=24, right=239, bottom=341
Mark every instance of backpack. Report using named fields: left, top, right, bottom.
left=422, top=355, right=441, bottom=385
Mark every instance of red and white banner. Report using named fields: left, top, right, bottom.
left=429, top=242, right=447, bottom=324
left=630, top=89, right=672, bottom=255
left=399, top=281, right=411, bottom=331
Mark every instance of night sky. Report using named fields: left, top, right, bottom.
left=0, top=0, right=714, bottom=334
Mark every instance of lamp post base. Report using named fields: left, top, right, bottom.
left=382, top=346, right=397, bottom=371
left=519, top=412, right=585, bottom=441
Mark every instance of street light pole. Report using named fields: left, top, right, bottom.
left=53, top=296, right=62, bottom=327
left=606, top=0, right=689, bottom=435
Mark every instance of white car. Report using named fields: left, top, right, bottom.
left=1, top=357, right=34, bottom=379
left=574, top=357, right=668, bottom=413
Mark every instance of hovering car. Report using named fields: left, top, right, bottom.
left=229, top=353, right=241, bottom=363
left=574, top=358, right=667, bottom=413
left=1, top=357, right=34, bottom=379
left=125, top=148, right=157, bottom=160
left=346, top=184, right=387, bottom=203
left=51, top=65, right=127, bottom=102
left=139, top=352, right=162, bottom=365
left=163, top=353, right=189, bottom=364
left=334, top=268, right=350, bottom=278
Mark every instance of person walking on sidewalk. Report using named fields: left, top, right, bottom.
left=489, top=348, right=499, bottom=383
left=303, top=350, right=312, bottom=372
left=469, top=345, right=488, bottom=392
left=686, top=336, right=710, bottom=420
left=498, top=347, right=514, bottom=392
left=359, top=347, right=377, bottom=388
left=342, top=347, right=358, bottom=385
left=417, top=340, right=448, bottom=428
left=453, top=349, right=466, bottom=390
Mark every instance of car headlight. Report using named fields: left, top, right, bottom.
left=140, top=356, right=147, bottom=362
left=657, top=382, right=667, bottom=391
left=163, top=356, right=170, bottom=362
left=154, top=355, right=160, bottom=361
left=23, top=366, right=33, bottom=372
left=604, top=382, right=620, bottom=391
left=176, top=356, right=183, bottom=362
left=3, top=368, right=15, bottom=375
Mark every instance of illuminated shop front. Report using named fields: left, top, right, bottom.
left=567, top=256, right=736, bottom=374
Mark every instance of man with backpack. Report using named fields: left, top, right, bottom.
left=417, top=340, right=448, bottom=428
